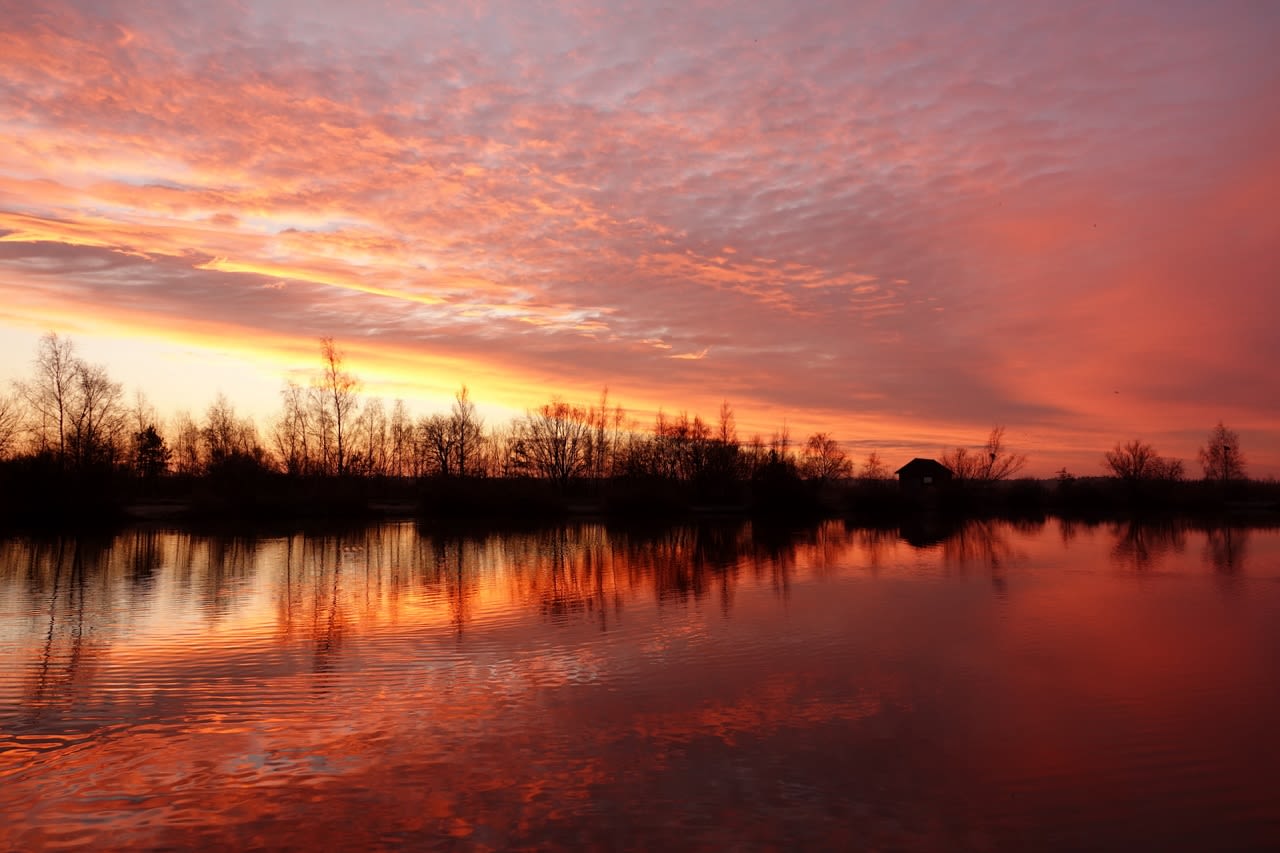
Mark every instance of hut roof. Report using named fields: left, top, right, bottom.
left=895, top=458, right=953, bottom=478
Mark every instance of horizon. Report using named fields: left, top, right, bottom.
left=3, top=1, right=1278, bottom=478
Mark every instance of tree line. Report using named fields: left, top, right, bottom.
left=0, top=333, right=1257, bottom=492
left=0, top=333, right=885, bottom=487
left=1096, top=422, right=1247, bottom=483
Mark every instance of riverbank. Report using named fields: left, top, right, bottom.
left=2, top=466, right=1277, bottom=533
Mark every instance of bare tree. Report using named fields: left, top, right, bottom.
left=16, top=332, right=78, bottom=463
left=584, top=387, right=624, bottom=481
left=1104, top=439, right=1183, bottom=481
left=272, top=381, right=312, bottom=476
left=355, top=396, right=389, bottom=476
left=742, top=434, right=768, bottom=479
left=705, top=400, right=741, bottom=482
left=487, top=424, right=522, bottom=478
left=308, top=386, right=335, bottom=472
left=650, top=410, right=715, bottom=482
left=170, top=411, right=203, bottom=475
left=801, top=432, right=853, bottom=481
left=859, top=451, right=889, bottom=480
left=943, top=426, right=1027, bottom=481
left=129, top=390, right=158, bottom=436
left=941, top=445, right=978, bottom=480
left=0, top=391, right=23, bottom=459
left=388, top=399, right=412, bottom=477
left=513, top=399, right=593, bottom=486
left=201, top=393, right=254, bottom=466
left=65, top=360, right=126, bottom=468
left=1198, top=421, right=1246, bottom=482
left=717, top=400, right=738, bottom=447
left=450, top=386, right=484, bottom=477
left=418, top=413, right=455, bottom=477
left=316, top=337, right=360, bottom=475
left=769, top=421, right=793, bottom=465
left=980, top=426, right=1027, bottom=481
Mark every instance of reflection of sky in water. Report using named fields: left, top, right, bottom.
left=1, top=520, right=1279, bottom=850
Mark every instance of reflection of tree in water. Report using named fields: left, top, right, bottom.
left=20, top=539, right=110, bottom=722
left=170, top=533, right=259, bottom=625
left=415, top=523, right=759, bottom=628
left=846, top=524, right=900, bottom=573
left=525, top=524, right=746, bottom=627
left=1109, top=520, right=1187, bottom=571
left=310, top=538, right=348, bottom=675
left=27, top=517, right=1252, bottom=673
left=127, top=530, right=163, bottom=590
left=644, top=526, right=727, bottom=603
left=792, top=520, right=851, bottom=577
left=894, top=518, right=1038, bottom=593
left=534, top=527, right=598, bottom=627
left=1056, top=517, right=1111, bottom=550
left=748, top=523, right=797, bottom=599
left=429, top=535, right=479, bottom=637
left=944, top=519, right=1037, bottom=593
left=273, top=527, right=405, bottom=654
left=1203, top=526, right=1249, bottom=574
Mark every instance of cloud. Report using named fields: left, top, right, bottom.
left=1, top=0, right=1278, bottom=473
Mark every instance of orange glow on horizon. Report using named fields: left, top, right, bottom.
left=1, top=1, right=1277, bottom=475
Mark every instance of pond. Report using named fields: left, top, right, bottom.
left=2, top=519, right=1278, bottom=850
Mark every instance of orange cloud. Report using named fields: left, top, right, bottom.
left=0, top=0, right=1277, bottom=474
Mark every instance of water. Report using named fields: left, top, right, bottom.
left=2, top=519, right=1278, bottom=850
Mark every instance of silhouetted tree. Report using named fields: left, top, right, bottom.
left=1104, top=439, right=1183, bottom=481
left=648, top=410, right=716, bottom=482
left=943, top=426, right=1027, bottom=481
left=132, top=425, right=171, bottom=478
left=801, top=432, right=852, bottom=481
left=0, top=391, right=24, bottom=460
left=170, top=411, right=202, bottom=475
left=450, top=386, right=484, bottom=477
left=1198, top=421, right=1245, bottom=482
left=859, top=451, right=889, bottom=480
left=769, top=422, right=794, bottom=467
left=488, top=424, right=523, bottom=478
left=388, top=399, right=412, bottom=477
left=741, top=434, right=768, bottom=479
left=65, top=361, right=126, bottom=468
left=703, top=400, right=742, bottom=483
left=15, top=332, right=77, bottom=464
left=513, top=399, right=592, bottom=486
left=419, top=413, right=455, bottom=477
left=585, top=387, right=625, bottom=480
left=128, top=390, right=157, bottom=435
left=19, top=336, right=129, bottom=470
left=272, top=381, right=312, bottom=476
left=202, top=393, right=247, bottom=467
left=354, top=396, right=389, bottom=476
left=315, top=337, right=360, bottom=475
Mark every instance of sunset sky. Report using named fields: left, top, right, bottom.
left=2, top=0, right=1277, bottom=476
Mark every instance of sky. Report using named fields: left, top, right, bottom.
left=1, top=0, right=1277, bottom=476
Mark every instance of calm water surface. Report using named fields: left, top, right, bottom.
left=2, top=519, right=1279, bottom=850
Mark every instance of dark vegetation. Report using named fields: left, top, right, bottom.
left=1, top=332, right=1275, bottom=530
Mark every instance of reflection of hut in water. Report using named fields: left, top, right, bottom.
left=895, top=458, right=953, bottom=490
left=898, top=516, right=962, bottom=549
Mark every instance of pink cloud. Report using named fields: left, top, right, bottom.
left=1, top=0, right=1277, bottom=474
